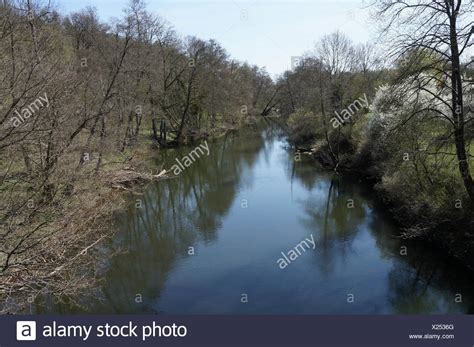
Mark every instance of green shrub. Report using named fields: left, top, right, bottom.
left=287, top=109, right=318, bottom=146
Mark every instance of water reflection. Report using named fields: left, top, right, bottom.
left=92, top=129, right=263, bottom=312
left=289, top=151, right=474, bottom=314
left=48, top=124, right=474, bottom=313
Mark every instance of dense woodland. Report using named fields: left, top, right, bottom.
left=0, top=0, right=473, bottom=312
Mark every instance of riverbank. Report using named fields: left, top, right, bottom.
left=296, top=144, right=474, bottom=272
left=0, top=144, right=163, bottom=313
left=0, top=122, right=241, bottom=313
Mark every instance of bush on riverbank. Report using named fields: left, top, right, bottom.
left=287, top=109, right=319, bottom=147
left=360, top=81, right=472, bottom=224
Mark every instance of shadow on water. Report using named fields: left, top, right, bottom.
left=38, top=123, right=474, bottom=314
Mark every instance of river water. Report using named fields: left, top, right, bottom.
left=49, top=123, right=474, bottom=314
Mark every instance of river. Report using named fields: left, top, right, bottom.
left=44, top=123, right=474, bottom=314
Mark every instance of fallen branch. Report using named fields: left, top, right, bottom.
left=47, top=235, right=107, bottom=277
left=106, top=168, right=168, bottom=190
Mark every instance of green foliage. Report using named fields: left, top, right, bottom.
left=360, top=82, right=471, bottom=224
left=394, top=48, right=447, bottom=79
left=287, top=109, right=319, bottom=146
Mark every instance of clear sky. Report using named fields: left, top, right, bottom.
left=56, top=0, right=374, bottom=78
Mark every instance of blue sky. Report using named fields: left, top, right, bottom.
left=57, top=0, right=374, bottom=77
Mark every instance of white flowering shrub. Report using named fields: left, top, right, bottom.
left=361, top=74, right=471, bottom=222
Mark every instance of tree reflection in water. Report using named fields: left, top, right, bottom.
left=98, top=128, right=265, bottom=313
left=41, top=124, right=474, bottom=314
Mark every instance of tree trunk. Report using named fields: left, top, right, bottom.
left=21, top=145, right=32, bottom=176
left=151, top=117, right=159, bottom=143
left=449, top=8, right=474, bottom=202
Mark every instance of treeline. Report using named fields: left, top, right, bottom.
left=278, top=1, right=473, bottom=265
left=0, top=0, right=274, bottom=310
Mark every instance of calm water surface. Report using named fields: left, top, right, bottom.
left=48, top=124, right=474, bottom=314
